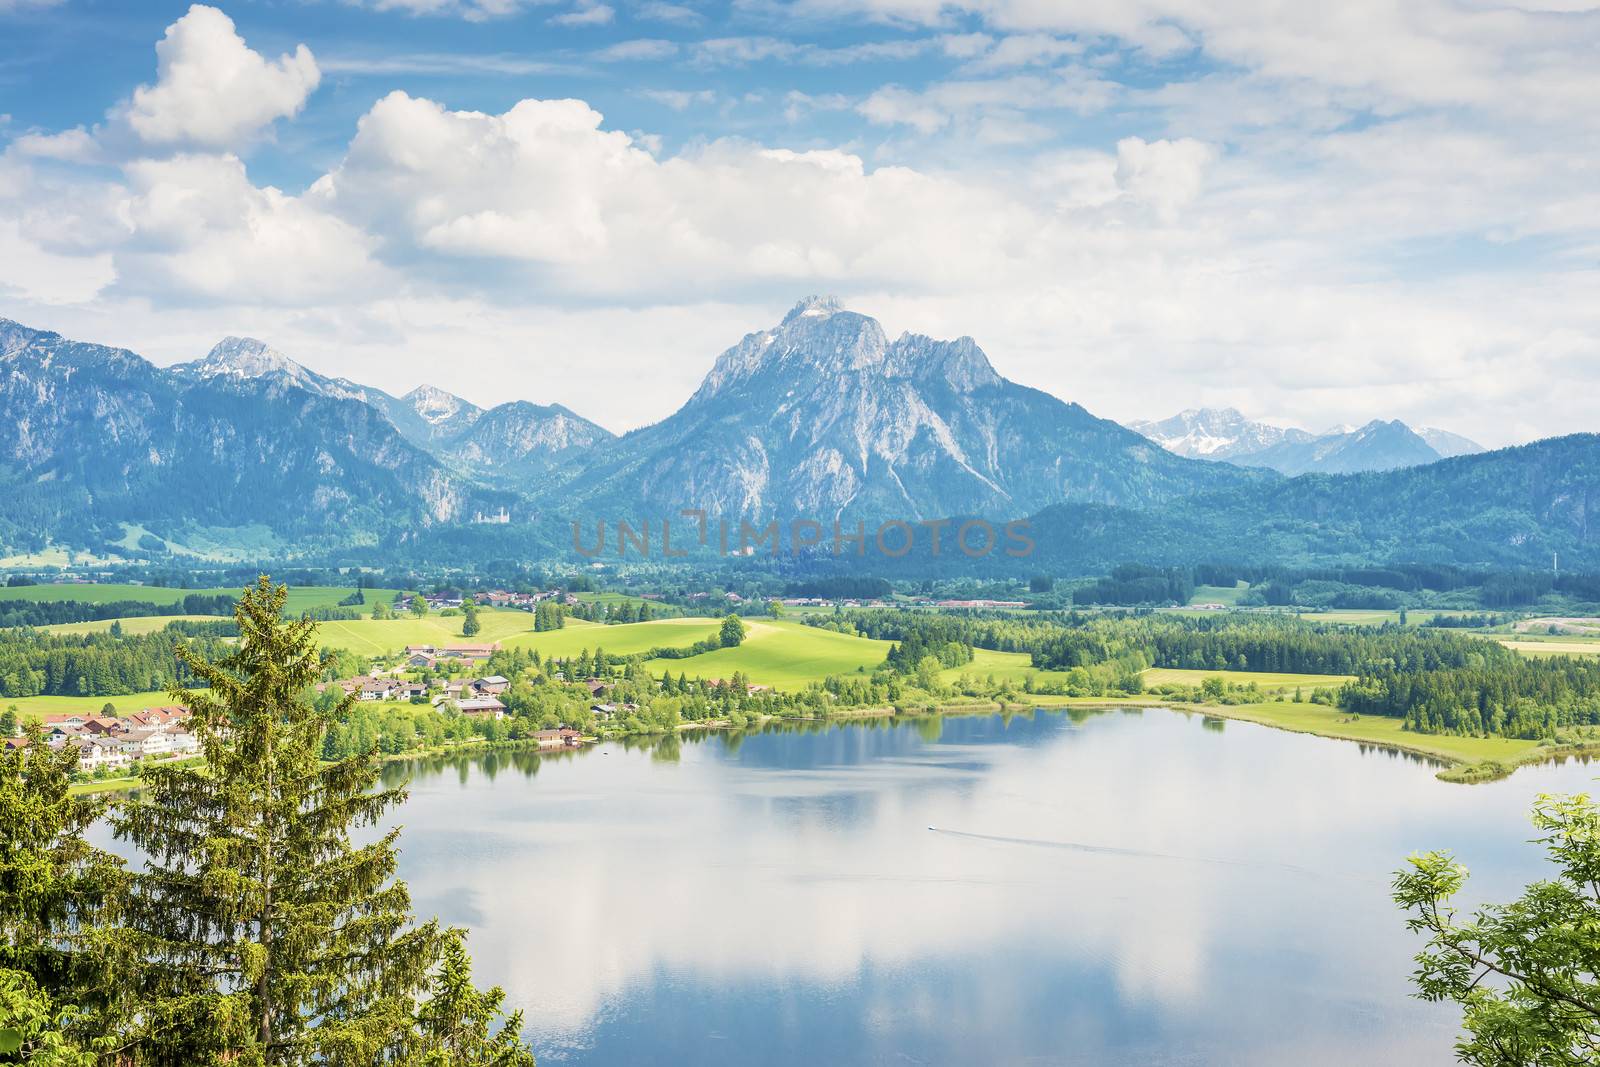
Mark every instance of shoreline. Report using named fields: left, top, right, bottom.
left=72, top=695, right=1592, bottom=795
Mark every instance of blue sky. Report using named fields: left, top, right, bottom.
left=1, top=0, right=1597, bottom=445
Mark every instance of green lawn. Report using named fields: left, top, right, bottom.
left=7, top=690, right=178, bottom=722
left=0, top=583, right=399, bottom=615
left=38, top=614, right=220, bottom=636
left=642, top=620, right=893, bottom=690
left=1142, top=667, right=1354, bottom=691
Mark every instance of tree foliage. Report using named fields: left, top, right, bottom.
left=1394, top=792, right=1600, bottom=1066
left=109, top=576, right=532, bottom=1065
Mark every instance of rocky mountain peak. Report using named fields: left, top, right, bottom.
left=887, top=333, right=1003, bottom=392
left=401, top=384, right=482, bottom=425
left=187, top=337, right=306, bottom=380
left=781, top=294, right=845, bottom=324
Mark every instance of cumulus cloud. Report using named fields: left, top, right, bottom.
left=5, top=1, right=1600, bottom=443
left=122, top=5, right=320, bottom=150
left=1114, top=136, right=1217, bottom=221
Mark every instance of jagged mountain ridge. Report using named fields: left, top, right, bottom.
left=559, top=296, right=1264, bottom=521
left=1130, top=406, right=1483, bottom=474
left=176, top=337, right=614, bottom=480
left=0, top=319, right=512, bottom=555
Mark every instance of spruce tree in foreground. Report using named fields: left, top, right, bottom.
left=113, top=576, right=532, bottom=1065
left=0, top=726, right=120, bottom=1065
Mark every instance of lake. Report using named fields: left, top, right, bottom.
left=363, top=707, right=1600, bottom=1066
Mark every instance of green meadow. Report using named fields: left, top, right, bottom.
left=0, top=583, right=399, bottom=615
left=40, top=614, right=222, bottom=636
left=1187, top=582, right=1248, bottom=606
left=314, top=608, right=541, bottom=656
left=1142, top=667, right=1354, bottom=690
left=642, top=620, right=893, bottom=690
left=8, top=690, right=178, bottom=722
left=1182, top=699, right=1545, bottom=766
left=313, top=613, right=725, bottom=659
left=510, top=617, right=720, bottom=658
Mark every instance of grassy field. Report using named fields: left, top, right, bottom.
left=315, top=608, right=540, bottom=655
left=509, top=617, right=720, bottom=658
left=39, top=614, right=221, bottom=636
left=1142, top=667, right=1353, bottom=691
left=938, top=647, right=1073, bottom=687
left=8, top=690, right=178, bottom=722
left=1496, top=638, right=1600, bottom=657
left=1188, top=582, right=1248, bottom=606
left=313, top=613, right=727, bottom=659
left=1184, top=700, right=1545, bottom=765
left=642, top=620, right=893, bottom=690
left=0, top=583, right=399, bottom=615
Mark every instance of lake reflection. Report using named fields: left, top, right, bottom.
left=374, top=708, right=1600, bottom=1065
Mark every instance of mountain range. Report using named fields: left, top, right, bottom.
left=0, top=300, right=1592, bottom=571
left=1127, top=407, right=1483, bottom=475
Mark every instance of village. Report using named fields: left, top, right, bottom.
left=5, top=704, right=201, bottom=776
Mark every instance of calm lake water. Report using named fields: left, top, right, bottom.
left=362, top=707, right=1600, bottom=1066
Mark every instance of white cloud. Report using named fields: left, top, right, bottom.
left=858, top=69, right=1118, bottom=135
left=639, top=89, right=717, bottom=110
left=597, top=38, right=680, bottom=60
left=5, top=3, right=1600, bottom=444
left=348, top=0, right=540, bottom=16
left=114, top=153, right=385, bottom=306
left=123, top=5, right=320, bottom=150
left=774, top=0, right=1600, bottom=124
left=636, top=0, right=702, bottom=21
left=549, top=0, right=615, bottom=25
left=966, top=33, right=1081, bottom=70
left=12, top=127, right=101, bottom=164
left=1113, top=136, right=1217, bottom=221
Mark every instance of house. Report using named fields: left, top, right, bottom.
left=405, top=652, right=437, bottom=669
left=72, top=736, right=130, bottom=774
left=128, top=706, right=190, bottom=730
left=2, top=736, right=28, bottom=751
left=456, top=697, right=506, bottom=720
left=403, top=645, right=436, bottom=656
left=472, top=675, right=509, bottom=696
left=438, top=643, right=500, bottom=662
left=79, top=716, right=124, bottom=736
left=590, top=703, right=618, bottom=720
left=164, top=729, right=200, bottom=757
left=118, top=728, right=173, bottom=759
left=397, top=682, right=428, bottom=701
left=584, top=679, right=609, bottom=696
left=356, top=679, right=404, bottom=702
left=533, top=727, right=583, bottom=749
